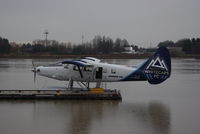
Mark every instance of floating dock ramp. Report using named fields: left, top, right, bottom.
left=0, top=89, right=122, bottom=100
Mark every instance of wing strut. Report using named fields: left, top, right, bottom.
left=77, top=66, right=83, bottom=78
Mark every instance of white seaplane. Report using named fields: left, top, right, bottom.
left=32, top=46, right=171, bottom=89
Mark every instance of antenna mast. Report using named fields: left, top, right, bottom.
left=44, top=30, right=49, bottom=46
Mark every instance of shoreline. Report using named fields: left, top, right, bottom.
left=0, top=53, right=150, bottom=59
left=0, top=53, right=200, bottom=59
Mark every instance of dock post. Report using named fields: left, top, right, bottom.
left=96, top=82, right=101, bottom=88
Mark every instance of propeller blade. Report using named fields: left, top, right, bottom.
left=32, top=60, right=37, bottom=83
left=34, top=70, right=36, bottom=83
left=32, top=60, right=35, bottom=68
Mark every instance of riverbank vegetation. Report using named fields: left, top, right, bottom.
left=1, top=36, right=200, bottom=58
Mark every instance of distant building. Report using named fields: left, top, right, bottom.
left=167, top=46, right=183, bottom=56
left=167, top=46, right=182, bottom=53
left=122, top=45, right=136, bottom=54
left=146, top=46, right=183, bottom=56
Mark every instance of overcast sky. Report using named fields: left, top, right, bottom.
left=0, top=0, right=200, bottom=47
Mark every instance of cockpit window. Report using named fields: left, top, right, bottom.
left=73, top=66, right=78, bottom=71
left=73, top=66, right=83, bottom=71
left=84, top=66, right=93, bottom=72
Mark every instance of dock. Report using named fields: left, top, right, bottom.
left=0, top=89, right=122, bottom=100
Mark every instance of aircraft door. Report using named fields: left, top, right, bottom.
left=95, top=67, right=103, bottom=79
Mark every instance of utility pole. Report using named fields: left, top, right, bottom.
left=44, top=30, right=49, bottom=46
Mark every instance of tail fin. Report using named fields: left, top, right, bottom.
left=139, top=46, right=171, bottom=84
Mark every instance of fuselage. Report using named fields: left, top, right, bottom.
left=35, top=59, right=143, bottom=82
left=33, top=47, right=171, bottom=85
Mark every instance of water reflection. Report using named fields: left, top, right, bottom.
left=0, top=100, right=170, bottom=134
left=67, top=101, right=119, bottom=134
left=64, top=101, right=170, bottom=134
left=148, top=102, right=170, bottom=133
left=124, top=102, right=170, bottom=134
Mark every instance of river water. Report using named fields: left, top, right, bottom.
left=0, top=58, right=200, bottom=134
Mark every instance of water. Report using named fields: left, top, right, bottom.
left=0, top=58, right=200, bottom=134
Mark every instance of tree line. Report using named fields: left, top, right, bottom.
left=1, top=36, right=200, bottom=55
left=158, top=38, right=200, bottom=54
left=0, top=37, right=11, bottom=54
left=0, top=36, right=139, bottom=55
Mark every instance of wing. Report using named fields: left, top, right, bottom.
left=62, top=58, right=96, bottom=78
left=81, top=57, right=101, bottom=63
left=62, top=59, right=91, bottom=66
left=62, top=57, right=100, bottom=66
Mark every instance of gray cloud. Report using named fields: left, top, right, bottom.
left=0, top=0, right=200, bottom=47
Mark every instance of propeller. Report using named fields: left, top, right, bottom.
left=32, top=61, right=37, bottom=83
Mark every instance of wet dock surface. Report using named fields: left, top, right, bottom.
left=0, top=89, right=122, bottom=100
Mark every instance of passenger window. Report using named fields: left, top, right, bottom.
left=111, top=69, right=116, bottom=74
left=84, top=66, right=93, bottom=72
left=73, top=66, right=78, bottom=71
left=80, top=66, right=84, bottom=70
left=103, top=68, right=107, bottom=73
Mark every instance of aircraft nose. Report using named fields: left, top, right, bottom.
left=36, top=66, right=43, bottom=72
left=32, top=66, right=41, bottom=73
left=36, top=67, right=40, bottom=72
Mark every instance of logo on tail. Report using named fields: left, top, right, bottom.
left=144, top=55, right=170, bottom=84
left=146, top=56, right=168, bottom=71
left=121, top=46, right=171, bottom=84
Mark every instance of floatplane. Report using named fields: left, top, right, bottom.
left=32, top=46, right=171, bottom=90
